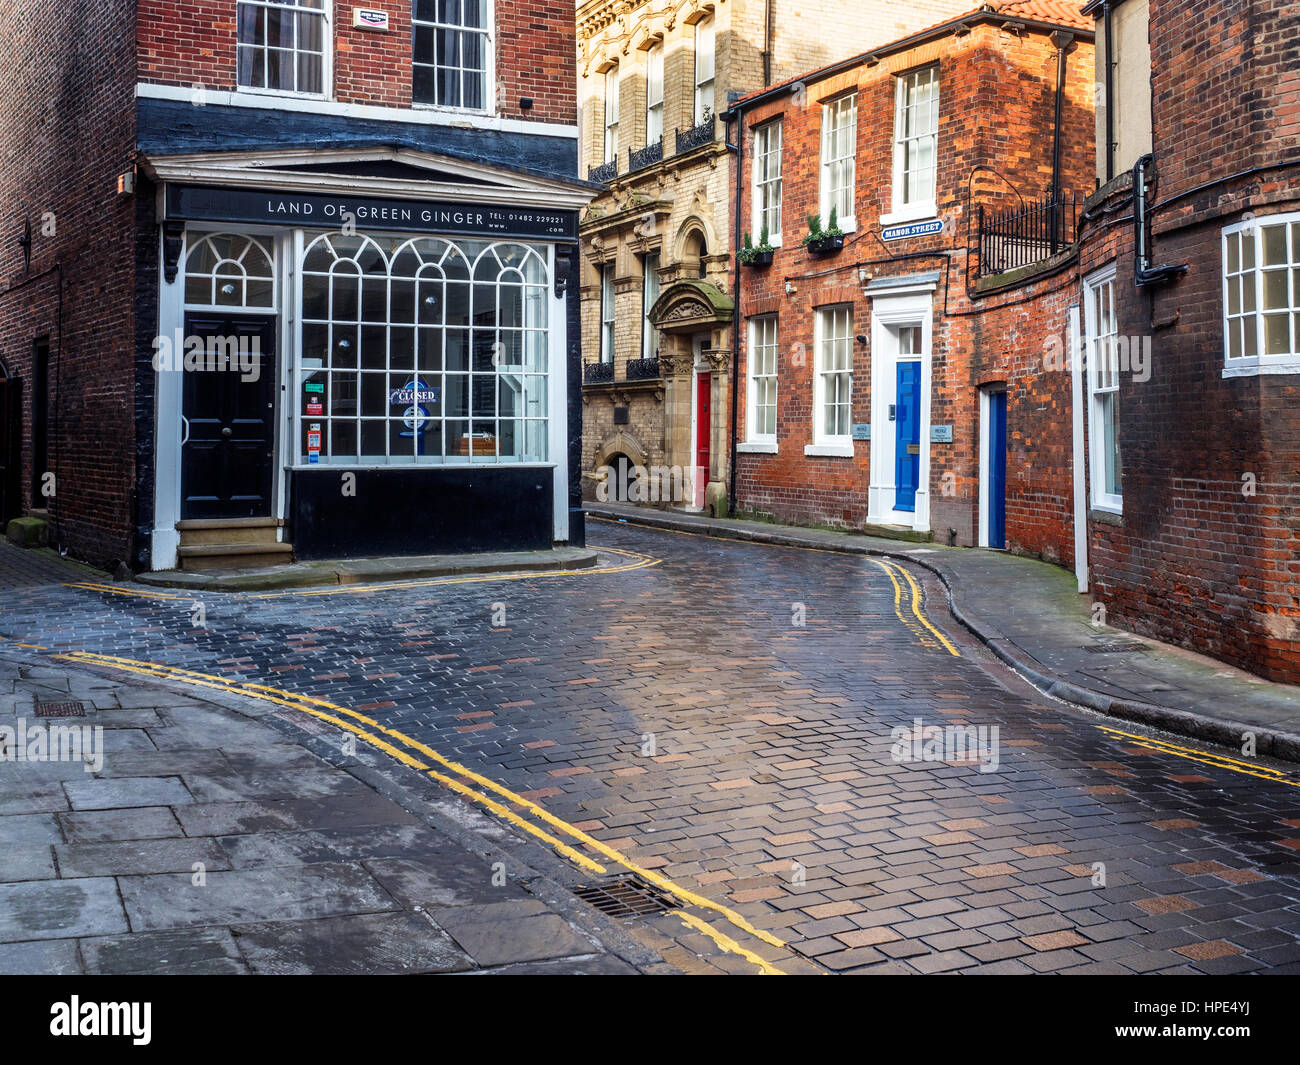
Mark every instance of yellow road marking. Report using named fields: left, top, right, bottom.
left=674, top=910, right=787, bottom=975
left=51, top=649, right=785, bottom=953
left=1097, top=725, right=1300, bottom=787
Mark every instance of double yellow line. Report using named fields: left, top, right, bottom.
left=871, top=558, right=962, bottom=657
left=1097, top=724, right=1300, bottom=788
left=50, top=648, right=789, bottom=973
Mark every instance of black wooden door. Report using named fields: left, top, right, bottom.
left=181, top=315, right=276, bottom=520
left=0, top=378, right=20, bottom=526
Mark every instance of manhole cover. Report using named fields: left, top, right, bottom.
left=1084, top=642, right=1146, bottom=655
left=573, top=875, right=676, bottom=918
left=33, top=700, right=86, bottom=717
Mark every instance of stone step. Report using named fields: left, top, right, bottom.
left=176, top=542, right=295, bottom=572
left=177, top=518, right=284, bottom=546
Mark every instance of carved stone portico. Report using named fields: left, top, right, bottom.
left=649, top=280, right=733, bottom=515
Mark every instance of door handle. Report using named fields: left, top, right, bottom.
left=221, top=427, right=233, bottom=438
left=180, top=416, right=190, bottom=446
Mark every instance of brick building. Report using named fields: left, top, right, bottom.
left=1074, top=0, right=1300, bottom=681
left=575, top=0, right=975, bottom=513
left=0, top=0, right=592, bottom=571
left=728, top=2, right=1095, bottom=552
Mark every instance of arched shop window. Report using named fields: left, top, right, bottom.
left=299, top=233, right=550, bottom=466
left=184, top=233, right=276, bottom=308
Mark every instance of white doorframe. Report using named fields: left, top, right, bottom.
left=868, top=291, right=933, bottom=531
left=687, top=333, right=709, bottom=511
left=978, top=387, right=991, bottom=548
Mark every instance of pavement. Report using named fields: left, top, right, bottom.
left=0, top=646, right=671, bottom=974
left=587, top=502, right=1300, bottom=763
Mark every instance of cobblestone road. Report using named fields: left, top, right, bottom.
left=2, top=520, right=1299, bottom=974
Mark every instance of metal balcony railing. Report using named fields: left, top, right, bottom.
left=588, top=159, right=617, bottom=184
left=584, top=361, right=615, bottom=384
left=977, top=190, right=1080, bottom=277
left=675, top=116, right=715, bottom=155
left=629, top=138, right=663, bottom=173
left=625, top=357, right=660, bottom=381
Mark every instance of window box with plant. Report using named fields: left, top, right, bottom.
left=738, top=226, right=775, bottom=268
left=802, top=208, right=845, bottom=255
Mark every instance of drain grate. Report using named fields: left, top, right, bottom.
left=573, top=875, right=676, bottom=918
left=33, top=700, right=86, bottom=717
left=1084, top=642, right=1146, bottom=655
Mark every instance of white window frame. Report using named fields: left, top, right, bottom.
left=1222, top=212, right=1300, bottom=377
left=744, top=315, right=779, bottom=448
left=809, top=305, right=854, bottom=455
left=886, top=65, right=940, bottom=225
left=645, top=42, right=664, bottom=146
left=694, top=16, right=715, bottom=125
left=642, top=252, right=659, bottom=358
left=819, top=94, right=857, bottom=233
left=751, top=120, right=783, bottom=247
left=600, top=264, right=616, bottom=364
left=1084, top=263, right=1122, bottom=513
left=236, top=0, right=332, bottom=100
left=603, top=65, right=620, bottom=164
left=412, top=0, right=495, bottom=114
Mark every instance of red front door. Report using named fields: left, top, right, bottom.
left=695, top=372, right=711, bottom=508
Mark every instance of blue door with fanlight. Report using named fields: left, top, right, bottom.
left=894, top=363, right=921, bottom=512
left=988, top=391, right=1007, bottom=548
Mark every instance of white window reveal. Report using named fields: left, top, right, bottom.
left=748, top=315, right=779, bottom=444
left=604, top=65, right=620, bottom=164
left=646, top=42, right=665, bottom=146
left=642, top=252, right=660, bottom=358
left=752, top=120, right=783, bottom=245
left=1223, top=212, right=1300, bottom=375
left=1084, top=264, right=1122, bottom=512
left=183, top=233, right=276, bottom=309
left=891, top=65, right=940, bottom=221
left=694, top=16, right=715, bottom=124
left=299, top=234, right=549, bottom=465
left=413, top=0, right=491, bottom=110
left=820, top=94, right=856, bottom=231
left=600, top=264, right=616, bottom=364
left=237, top=0, right=328, bottom=96
left=814, top=305, right=853, bottom=448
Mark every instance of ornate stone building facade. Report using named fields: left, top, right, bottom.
left=575, top=0, right=975, bottom=513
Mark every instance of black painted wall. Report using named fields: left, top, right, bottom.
left=289, top=467, right=555, bottom=559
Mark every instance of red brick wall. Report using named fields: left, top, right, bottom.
left=138, top=0, right=576, bottom=123
left=0, top=0, right=139, bottom=566
left=1073, top=0, right=1300, bottom=681
left=733, top=23, right=1093, bottom=564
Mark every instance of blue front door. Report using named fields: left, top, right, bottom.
left=894, top=362, right=921, bottom=512
left=988, top=391, right=1007, bottom=548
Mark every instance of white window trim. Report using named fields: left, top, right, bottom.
left=890, top=66, right=939, bottom=224
left=411, top=0, right=496, bottom=115
left=818, top=94, right=857, bottom=233
left=1084, top=262, right=1122, bottom=514
left=1221, top=211, right=1300, bottom=377
left=642, top=252, right=659, bottom=358
left=235, top=0, right=333, bottom=101
left=645, top=42, right=664, bottom=146
left=694, top=16, right=715, bottom=125
left=600, top=264, right=616, bottom=364
left=603, top=65, right=620, bottom=164
left=751, top=120, right=783, bottom=247
left=809, top=305, right=854, bottom=453
left=746, top=315, right=778, bottom=446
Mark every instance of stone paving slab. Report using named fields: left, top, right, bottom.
left=0, top=647, right=667, bottom=974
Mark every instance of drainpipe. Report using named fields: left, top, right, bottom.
left=1103, top=3, right=1115, bottom=182
left=762, top=0, right=773, bottom=86
left=1049, top=30, right=1073, bottom=250
left=727, top=110, right=743, bottom=517
left=1069, top=304, right=1088, bottom=593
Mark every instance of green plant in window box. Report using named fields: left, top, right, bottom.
left=802, top=207, right=845, bottom=254
left=737, top=225, right=775, bottom=268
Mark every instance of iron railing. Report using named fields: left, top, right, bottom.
left=626, top=357, right=660, bottom=381
left=629, top=138, right=663, bottom=172
left=588, top=159, right=617, bottom=184
left=977, top=190, right=1079, bottom=277
left=584, top=361, right=615, bottom=384
left=675, top=116, right=715, bottom=155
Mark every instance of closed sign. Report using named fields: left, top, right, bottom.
left=353, top=8, right=389, bottom=30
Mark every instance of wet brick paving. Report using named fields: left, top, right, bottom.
left=2, top=520, right=1299, bottom=974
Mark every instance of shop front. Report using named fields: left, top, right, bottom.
left=141, top=148, right=592, bottom=570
